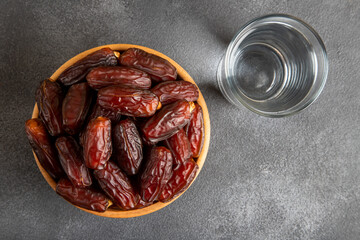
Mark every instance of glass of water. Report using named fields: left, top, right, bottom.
left=217, top=14, right=328, bottom=117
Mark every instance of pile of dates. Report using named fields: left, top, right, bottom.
left=25, top=47, right=205, bottom=212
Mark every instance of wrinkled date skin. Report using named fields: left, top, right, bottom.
left=113, top=119, right=143, bottom=175
left=159, top=159, right=199, bottom=202
left=57, top=48, right=118, bottom=86
left=142, top=100, right=191, bottom=143
left=55, top=136, right=92, bottom=188
left=36, top=79, right=64, bottom=136
left=56, top=178, right=111, bottom=212
left=86, top=66, right=152, bottom=90
left=94, top=161, right=139, bottom=210
left=151, top=80, right=199, bottom=105
left=134, top=198, right=152, bottom=209
left=89, top=103, right=122, bottom=123
left=164, top=128, right=191, bottom=167
left=25, top=118, right=64, bottom=179
left=78, top=103, right=121, bottom=146
left=83, top=117, right=112, bottom=170
left=186, top=102, right=204, bottom=158
left=120, top=48, right=177, bottom=82
left=130, top=117, right=153, bottom=146
left=62, top=83, right=93, bottom=135
left=97, top=86, right=159, bottom=117
left=140, top=147, right=173, bottom=202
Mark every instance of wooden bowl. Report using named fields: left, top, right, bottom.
left=31, top=44, right=210, bottom=218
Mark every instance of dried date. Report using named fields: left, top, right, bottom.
left=97, top=86, right=159, bottom=117
left=140, top=147, right=173, bottom=202
left=164, top=128, right=191, bottom=167
left=120, top=48, right=177, bottom=82
left=88, top=102, right=122, bottom=123
left=113, top=119, right=143, bottom=175
left=83, top=117, right=112, bottom=169
left=134, top=198, right=152, bottom=209
left=62, top=83, right=93, bottom=135
left=151, top=80, right=199, bottom=105
left=57, top=48, right=118, bottom=86
left=35, top=79, right=64, bottom=136
left=159, top=159, right=199, bottom=202
left=94, top=161, right=139, bottom=210
left=56, top=178, right=111, bottom=212
left=86, top=66, right=151, bottom=90
left=78, top=103, right=121, bottom=146
left=55, top=136, right=92, bottom=188
left=142, top=100, right=191, bottom=143
left=186, top=102, right=204, bottom=158
left=25, top=118, right=64, bottom=179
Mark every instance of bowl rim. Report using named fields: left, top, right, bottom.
left=31, top=44, right=211, bottom=218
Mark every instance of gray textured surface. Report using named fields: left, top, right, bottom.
left=1, top=0, right=359, bottom=239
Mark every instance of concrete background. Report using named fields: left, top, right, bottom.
left=1, top=0, right=359, bottom=239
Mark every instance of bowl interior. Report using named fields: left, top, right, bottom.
left=31, top=44, right=210, bottom=218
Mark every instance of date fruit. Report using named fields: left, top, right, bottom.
left=186, top=102, right=204, bottom=158
left=142, top=100, right=191, bottom=143
left=97, top=86, right=159, bottom=117
left=151, top=80, right=199, bottom=105
left=94, top=161, right=139, bottom=210
left=159, top=159, right=199, bottom=202
left=86, top=66, right=151, bottom=90
left=78, top=103, right=121, bottom=146
left=140, top=147, right=173, bottom=202
left=120, top=48, right=177, bottom=82
left=56, top=178, right=111, bottom=212
left=113, top=119, right=143, bottom=175
left=164, top=128, right=191, bottom=167
left=36, top=79, right=64, bottom=136
left=62, top=83, right=93, bottom=135
left=83, top=117, right=112, bottom=170
left=134, top=198, right=152, bottom=209
left=88, top=103, right=122, bottom=123
left=58, top=48, right=118, bottom=86
left=25, top=118, right=64, bottom=179
left=55, top=136, right=92, bottom=188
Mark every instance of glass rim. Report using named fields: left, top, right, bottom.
left=223, top=14, right=329, bottom=117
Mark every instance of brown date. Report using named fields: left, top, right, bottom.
left=57, top=48, right=118, bottom=86
left=142, top=100, right=191, bottom=143
left=151, top=80, right=199, bottom=105
left=129, top=117, right=156, bottom=146
left=186, top=102, right=204, bottom=158
left=94, top=161, right=139, bottom=210
left=159, top=159, right=199, bottom=202
left=127, top=176, right=152, bottom=209
left=55, top=136, right=92, bottom=188
left=35, top=79, right=64, bottom=136
left=25, top=118, right=64, bottom=179
left=88, top=102, right=122, bottom=123
left=62, top=83, right=93, bottom=135
left=86, top=66, right=152, bottom=90
left=164, top=128, right=191, bottom=167
left=113, top=119, right=143, bottom=175
left=134, top=198, right=152, bottom=209
left=83, top=117, right=112, bottom=170
left=56, top=178, right=111, bottom=212
left=78, top=103, right=121, bottom=146
left=97, top=86, right=159, bottom=117
left=140, top=147, right=173, bottom=202
left=120, top=48, right=177, bottom=82
left=141, top=134, right=157, bottom=147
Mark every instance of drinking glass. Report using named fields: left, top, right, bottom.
left=217, top=14, right=328, bottom=117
